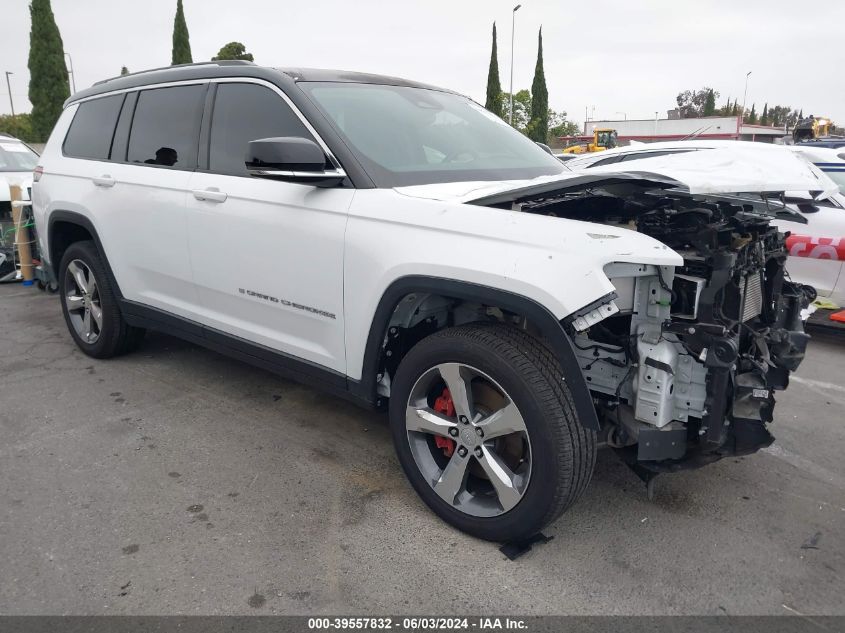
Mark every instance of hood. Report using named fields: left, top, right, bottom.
left=570, top=144, right=840, bottom=199
left=393, top=145, right=838, bottom=203
left=394, top=171, right=683, bottom=204
left=393, top=173, right=588, bottom=203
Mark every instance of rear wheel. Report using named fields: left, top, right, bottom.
left=59, top=241, right=145, bottom=358
left=389, top=323, right=596, bottom=542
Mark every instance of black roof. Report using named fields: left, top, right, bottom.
left=276, top=67, right=454, bottom=93
left=65, top=61, right=455, bottom=106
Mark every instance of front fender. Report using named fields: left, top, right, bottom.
left=344, top=189, right=681, bottom=377
left=349, top=275, right=602, bottom=430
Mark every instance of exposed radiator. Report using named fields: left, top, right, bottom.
left=742, top=273, right=763, bottom=322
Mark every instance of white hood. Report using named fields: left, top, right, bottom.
left=393, top=173, right=586, bottom=203
left=394, top=143, right=839, bottom=203
left=572, top=144, right=840, bottom=199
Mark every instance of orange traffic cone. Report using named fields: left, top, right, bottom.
left=831, top=310, right=845, bottom=323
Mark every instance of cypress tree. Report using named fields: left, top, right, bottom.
left=120, top=66, right=129, bottom=75
left=703, top=89, right=716, bottom=116
left=27, top=0, right=70, bottom=142
left=760, top=103, right=769, bottom=126
left=171, top=0, right=193, bottom=65
left=747, top=103, right=757, bottom=124
left=484, top=23, right=503, bottom=118
left=527, top=28, right=548, bottom=143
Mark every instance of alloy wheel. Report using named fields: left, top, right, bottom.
left=64, top=259, right=103, bottom=344
left=405, top=362, right=532, bottom=518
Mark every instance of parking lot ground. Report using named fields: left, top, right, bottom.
left=1, top=284, right=844, bottom=615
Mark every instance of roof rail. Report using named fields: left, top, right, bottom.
left=92, top=60, right=256, bottom=86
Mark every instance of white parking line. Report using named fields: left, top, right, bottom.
left=762, top=443, right=845, bottom=490
left=790, top=374, right=845, bottom=395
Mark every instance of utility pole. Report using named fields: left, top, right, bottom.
left=741, top=70, right=752, bottom=123
left=65, top=53, right=77, bottom=93
left=4, top=71, right=14, bottom=116
left=509, top=4, right=521, bottom=125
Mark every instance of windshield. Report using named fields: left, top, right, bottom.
left=300, top=82, right=565, bottom=187
left=0, top=140, right=38, bottom=172
left=821, top=169, right=845, bottom=194
left=596, top=130, right=617, bottom=148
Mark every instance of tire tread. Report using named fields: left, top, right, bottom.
left=391, top=321, right=596, bottom=540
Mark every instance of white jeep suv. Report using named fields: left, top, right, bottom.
left=33, top=61, right=810, bottom=542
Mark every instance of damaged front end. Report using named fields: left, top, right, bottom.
left=472, top=174, right=812, bottom=472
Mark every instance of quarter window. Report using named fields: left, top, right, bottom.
left=209, top=83, right=316, bottom=176
left=127, top=85, right=206, bottom=169
left=63, top=94, right=124, bottom=160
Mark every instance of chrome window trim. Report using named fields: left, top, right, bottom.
left=67, top=77, right=343, bottom=171
left=249, top=167, right=348, bottom=180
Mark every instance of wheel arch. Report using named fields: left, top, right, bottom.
left=48, top=210, right=124, bottom=298
left=350, top=275, right=600, bottom=431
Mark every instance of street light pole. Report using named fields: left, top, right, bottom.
left=741, top=70, right=752, bottom=123
left=4, top=71, right=14, bottom=116
left=65, top=53, right=77, bottom=93
left=509, top=4, right=521, bottom=125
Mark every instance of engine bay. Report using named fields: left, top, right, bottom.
left=477, top=176, right=812, bottom=470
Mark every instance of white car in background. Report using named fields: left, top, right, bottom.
left=790, top=144, right=845, bottom=194
left=0, top=133, right=37, bottom=198
left=564, top=140, right=845, bottom=305
left=0, top=134, right=38, bottom=282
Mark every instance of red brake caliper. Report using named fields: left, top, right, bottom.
left=433, top=387, right=456, bottom=457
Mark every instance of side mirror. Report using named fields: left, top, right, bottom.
left=535, top=142, right=554, bottom=155
left=246, top=137, right=346, bottom=187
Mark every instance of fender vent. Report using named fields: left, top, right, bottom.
left=742, top=273, right=763, bottom=322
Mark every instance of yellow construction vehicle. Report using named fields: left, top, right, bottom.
left=561, top=128, right=619, bottom=154
left=793, top=115, right=838, bottom=143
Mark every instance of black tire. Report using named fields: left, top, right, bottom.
left=58, top=240, right=146, bottom=358
left=389, top=323, right=596, bottom=542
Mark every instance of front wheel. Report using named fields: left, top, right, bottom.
left=389, top=323, right=596, bottom=542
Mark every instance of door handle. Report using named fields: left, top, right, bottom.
left=92, top=175, right=115, bottom=188
left=192, top=188, right=227, bottom=203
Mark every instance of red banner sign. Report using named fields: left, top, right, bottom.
left=785, top=235, right=845, bottom=261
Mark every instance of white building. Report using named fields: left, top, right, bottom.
left=577, top=116, right=786, bottom=144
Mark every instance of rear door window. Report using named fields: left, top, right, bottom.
left=63, top=94, right=125, bottom=160
left=208, top=82, right=316, bottom=176
left=127, top=84, right=206, bottom=169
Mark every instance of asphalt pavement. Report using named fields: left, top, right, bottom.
left=1, top=284, right=843, bottom=615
